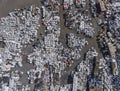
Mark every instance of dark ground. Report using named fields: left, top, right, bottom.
left=0, top=0, right=103, bottom=90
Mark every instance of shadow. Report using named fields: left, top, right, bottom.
left=67, top=74, right=73, bottom=84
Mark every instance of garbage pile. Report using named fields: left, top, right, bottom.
left=27, top=34, right=65, bottom=73
left=27, top=69, right=36, bottom=84
left=85, top=47, right=98, bottom=60
left=0, top=6, right=40, bottom=73
left=84, top=47, right=98, bottom=75
left=41, top=5, right=59, bottom=23
left=95, top=58, right=113, bottom=91
left=67, top=33, right=88, bottom=48
left=27, top=4, right=65, bottom=90
left=45, top=15, right=60, bottom=36
left=95, top=0, right=120, bottom=58
left=0, top=70, right=30, bottom=91
left=112, top=75, right=120, bottom=89
left=41, top=6, right=60, bottom=36
left=63, top=0, right=74, bottom=10
left=59, top=84, right=72, bottom=91
left=72, top=48, right=98, bottom=91
left=63, top=0, right=86, bottom=10
left=108, top=11, right=120, bottom=33
left=73, top=50, right=113, bottom=91
left=62, top=48, right=81, bottom=61
left=27, top=33, right=84, bottom=88
left=103, top=2, right=120, bottom=89
left=0, top=48, right=22, bottom=72
left=75, top=0, right=86, bottom=8
left=63, top=33, right=88, bottom=62
left=1, top=0, right=120, bottom=90
left=64, top=11, right=95, bottom=37
left=27, top=7, right=63, bottom=74
left=97, top=32, right=111, bottom=58
left=73, top=61, right=89, bottom=91
left=41, top=0, right=60, bottom=6
left=89, top=0, right=97, bottom=17
left=26, top=3, right=90, bottom=90
left=76, top=12, right=95, bottom=37
left=27, top=38, right=65, bottom=90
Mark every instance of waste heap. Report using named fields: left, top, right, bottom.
left=95, top=0, right=120, bottom=90
left=89, top=0, right=97, bottom=17
left=63, top=0, right=74, bottom=10
left=63, top=0, right=86, bottom=10
left=45, top=15, right=60, bottom=37
left=72, top=47, right=98, bottom=91
left=72, top=61, right=89, bottom=91
left=42, top=0, right=60, bottom=6
left=75, top=0, right=86, bottom=8
left=65, top=33, right=88, bottom=60
left=62, top=47, right=81, bottom=62
left=0, top=70, right=31, bottom=91
left=27, top=2, right=89, bottom=90
left=0, top=6, right=40, bottom=73
left=41, top=6, right=60, bottom=36
left=59, top=84, right=73, bottom=91
left=107, top=1, right=120, bottom=57
left=27, top=4, right=65, bottom=90
left=64, top=11, right=95, bottom=37
left=95, top=0, right=120, bottom=58
left=76, top=12, right=95, bottom=38
left=67, top=33, right=88, bottom=48
left=94, top=58, right=113, bottom=91
left=96, top=1, right=120, bottom=88
left=85, top=47, right=98, bottom=75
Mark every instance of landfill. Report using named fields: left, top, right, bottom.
left=0, top=0, right=120, bottom=91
